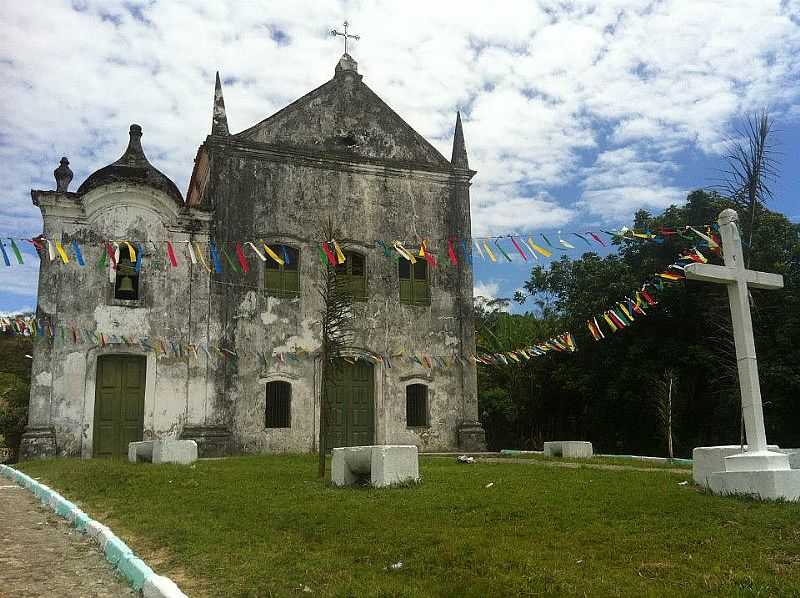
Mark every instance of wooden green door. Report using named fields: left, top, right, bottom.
left=93, top=355, right=146, bottom=458
left=325, top=360, right=374, bottom=451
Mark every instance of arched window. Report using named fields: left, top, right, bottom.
left=114, top=251, right=139, bottom=301
left=335, top=251, right=367, bottom=300
left=406, top=383, right=428, bottom=427
left=399, top=259, right=430, bottom=306
left=265, top=381, right=291, bottom=428
left=264, top=245, right=300, bottom=297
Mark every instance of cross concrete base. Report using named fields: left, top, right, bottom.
left=331, top=445, right=419, bottom=488
left=708, top=469, right=800, bottom=501
left=693, top=445, right=779, bottom=486
left=695, top=446, right=800, bottom=501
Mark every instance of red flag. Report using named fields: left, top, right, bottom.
left=447, top=238, right=458, bottom=265
left=322, top=243, right=337, bottom=266
left=105, top=243, right=118, bottom=269
left=166, top=241, right=178, bottom=267
left=235, top=242, right=250, bottom=273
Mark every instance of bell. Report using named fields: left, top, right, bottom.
left=117, top=275, right=135, bottom=294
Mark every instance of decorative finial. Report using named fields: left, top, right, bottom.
left=330, top=21, right=360, bottom=55
left=117, top=124, right=148, bottom=167
left=451, top=111, right=469, bottom=170
left=212, top=71, right=230, bottom=136
left=54, top=157, right=73, bottom=192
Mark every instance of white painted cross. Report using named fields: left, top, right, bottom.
left=684, top=209, right=783, bottom=456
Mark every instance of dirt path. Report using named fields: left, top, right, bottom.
left=0, top=482, right=136, bottom=598
left=475, top=456, right=691, bottom=475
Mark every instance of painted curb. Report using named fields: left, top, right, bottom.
left=0, top=464, right=188, bottom=597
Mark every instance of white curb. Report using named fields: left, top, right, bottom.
left=0, top=464, right=189, bottom=597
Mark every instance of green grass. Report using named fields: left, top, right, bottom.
left=497, top=453, right=693, bottom=470
left=18, top=455, right=800, bottom=598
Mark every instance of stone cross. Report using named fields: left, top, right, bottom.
left=330, top=21, right=360, bottom=55
left=684, top=209, right=783, bottom=454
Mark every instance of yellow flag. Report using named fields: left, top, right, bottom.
left=482, top=240, right=497, bottom=262
left=261, top=240, right=285, bottom=266
left=332, top=240, right=346, bottom=264
left=526, top=237, right=552, bottom=257
left=54, top=240, right=69, bottom=263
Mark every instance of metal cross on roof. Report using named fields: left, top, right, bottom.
left=330, top=21, right=360, bottom=55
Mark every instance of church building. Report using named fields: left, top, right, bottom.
left=20, top=53, right=486, bottom=459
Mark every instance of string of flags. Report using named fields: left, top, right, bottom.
left=481, top=246, right=714, bottom=366
left=474, top=332, right=577, bottom=366
left=0, top=224, right=722, bottom=273
left=0, top=315, right=482, bottom=372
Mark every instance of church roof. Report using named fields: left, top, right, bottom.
left=77, top=124, right=184, bottom=205
left=231, top=54, right=451, bottom=169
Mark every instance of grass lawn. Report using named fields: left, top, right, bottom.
left=17, top=455, right=800, bottom=598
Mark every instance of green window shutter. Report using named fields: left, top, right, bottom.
left=265, top=268, right=282, bottom=293
left=285, top=270, right=300, bottom=295
left=413, top=278, right=430, bottom=305
left=412, top=261, right=429, bottom=305
left=399, top=278, right=412, bottom=304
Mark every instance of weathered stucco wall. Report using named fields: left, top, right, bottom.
left=204, top=132, right=477, bottom=453
left=22, top=184, right=216, bottom=458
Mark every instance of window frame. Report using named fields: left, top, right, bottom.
left=405, top=383, right=429, bottom=428
left=265, top=380, right=292, bottom=429
left=399, top=258, right=431, bottom=306
left=264, top=244, right=301, bottom=298
left=335, top=250, right=368, bottom=301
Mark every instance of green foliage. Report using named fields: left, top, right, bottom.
left=0, top=335, right=32, bottom=460
left=18, top=455, right=800, bottom=597
left=478, top=191, right=800, bottom=456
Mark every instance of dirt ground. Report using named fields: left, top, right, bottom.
left=0, top=482, right=137, bottom=598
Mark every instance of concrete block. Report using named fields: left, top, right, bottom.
left=543, top=441, right=593, bottom=459
left=104, top=535, right=133, bottom=565
left=371, top=445, right=419, bottom=487
left=693, top=445, right=779, bottom=487
left=129, top=440, right=154, bottom=463
left=143, top=574, right=189, bottom=598
left=709, top=469, right=800, bottom=501
left=152, top=440, right=198, bottom=465
left=117, top=555, right=154, bottom=591
left=332, top=445, right=419, bottom=488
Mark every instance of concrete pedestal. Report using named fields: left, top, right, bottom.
left=331, top=445, right=419, bottom=487
left=695, top=445, right=800, bottom=501
left=457, top=421, right=487, bottom=452
left=709, top=469, right=800, bottom=501
left=693, top=445, right=778, bottom=486
left=128, top=440, right=198, bottom=465
left=543, top=441, right=593, bottom=459
left=19, top=426, right=57, bottom=460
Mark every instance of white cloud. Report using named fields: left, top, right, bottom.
left=0, top=307, right=34, bottom=318
left=474, top=281, right=500, bottom=300
left=1, top=0, right=799, bottom=305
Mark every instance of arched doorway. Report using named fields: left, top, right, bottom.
left=324, top=359, right=374, bottom=451
left=93, top=355, right=146, bottom=458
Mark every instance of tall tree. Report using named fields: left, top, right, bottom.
left=720, top=110, right=779, bottom=261
left=316, top=221, right=354, bottom=478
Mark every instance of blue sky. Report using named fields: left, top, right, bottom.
left=1, top=0, right=799, bottom=315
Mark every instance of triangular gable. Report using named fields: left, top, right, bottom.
left=234, top=75, right=450, bottom=169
